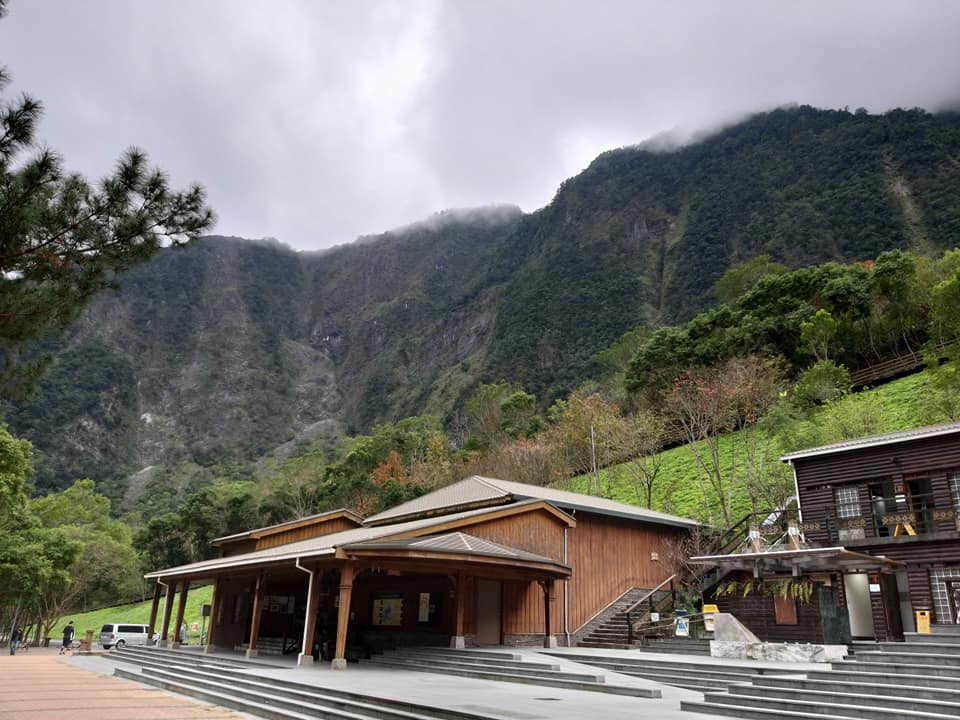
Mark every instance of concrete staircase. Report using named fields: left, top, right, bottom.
left=545, top=651, right=789, bottom=693
left=110, top=645, right=501, bottom=720
left=362, top=646, right=660, bottom=697
left=577, top=586, right=680, bottom=650
left=681, top=624, right=960, bottom=719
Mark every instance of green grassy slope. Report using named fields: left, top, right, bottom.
left=42, top=585, right=213, bottom=644
left=572, top=371, right=933, bottom=523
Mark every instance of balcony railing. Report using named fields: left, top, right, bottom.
left=801, top=493, right=959, bottom=544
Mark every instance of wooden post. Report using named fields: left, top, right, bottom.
left=332, top=564, right=356, bottom=669
left=450, top=571, right=466, bottom=649
left=159, top=581, right=176, bottom=647
left=204, top=576, right=222, bottom=654
left=299, top=565, right=321, bottom=665
left=542, top=578, right=558, bottom=648
left=246, top=572, right=265, bottom=659
left=173, top=579, right=190, bottom=647
left=147, top=582, right=162, bottom=645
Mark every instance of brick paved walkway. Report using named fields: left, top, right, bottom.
left=0, top=648, right=247, bottom=720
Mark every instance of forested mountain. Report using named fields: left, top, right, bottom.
left=7, top=105, right=960, bottom=502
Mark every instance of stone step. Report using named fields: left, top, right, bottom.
left=871, top=642, right=960, bottom=655
left=114, top=664, right=491, bottom=720
left=906, top=632, right=960, bottom=644
left=834, top=659, right=960, bottom=678
left=853, top=651, right=960, bottom=666
left=544, top=652, right=780, bottom=677
left=753, top=675, right=960, bottom=705
left=367, top=654, right=603, bottom=683
left=694, top=690, right=958, bottom=720
left=681, top=698, right=860, bottom=720
left=729, top=683, right=960, bottom=717
left=576, top=641, right=638, bottom=650
left=387, top=647, right=523, bottom=661
left=116, top=645, right=276, bottom=668
left=379, top=650, right=559, bottom=671
left=362, top=656, right=659, bottom=697
left=824, top=666, right=960, bottom=687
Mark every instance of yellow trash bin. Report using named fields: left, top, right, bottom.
left=702, top=603, right=719, bottom=633
left=915, top=609, right=931, bottom=634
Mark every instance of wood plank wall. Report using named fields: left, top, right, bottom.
left=458, top=509, right=682, bottom=635
left=566, top=514, right=681, bottom=631
left=256, top=517, right=360, bottom=549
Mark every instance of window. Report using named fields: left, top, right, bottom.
left=950, top=473, right=960, bottom=511
left=835, top=486, right=861, bottom=518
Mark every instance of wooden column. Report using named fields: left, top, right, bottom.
left=204, top=576, right=223, bottom=654
left=173, top=580, right=190, bottom=647
left=147, top=582, right=162, bottom=645
left=450, top=571, right=466, bottom=649
left=542, top=578, right=558, bottom=648
left=332, top=564, right=356, bottom=670
left=159, top=581, right=176, bottom=647
left=299, top=565, right=322, bottom=665
left=246, top=572, right=265, bottom=659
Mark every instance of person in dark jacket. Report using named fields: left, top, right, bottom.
left=9, top=625, right=22, bottom=655
left=60, top=621, right=75, bottom=654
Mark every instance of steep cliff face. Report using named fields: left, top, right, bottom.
left=8, top=107, right=960, bottom=497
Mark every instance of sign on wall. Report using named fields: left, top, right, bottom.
left=372, top=595, right=403, bottom=626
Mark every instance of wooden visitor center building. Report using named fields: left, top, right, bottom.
left=144, top=476, right=697, bottom=666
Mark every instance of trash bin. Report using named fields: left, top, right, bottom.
left=915, top=609, right=931, bottom=634
left=702, top=603, right=719, bottom=633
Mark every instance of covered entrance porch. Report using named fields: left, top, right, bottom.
left=144, top=531, right=571, bottom=668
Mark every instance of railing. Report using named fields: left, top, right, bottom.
left=623, top=574, right=676, bottom=618
left=802, top=493, right=956, bottom=543
left=624, top=574, right=676, bottom=644
left=635, top=612, right=709, bottom=644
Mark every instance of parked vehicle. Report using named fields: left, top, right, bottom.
left=99, top=623, right=151, bottom=650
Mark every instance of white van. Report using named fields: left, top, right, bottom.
left=99, top=623, right=151, bottom=649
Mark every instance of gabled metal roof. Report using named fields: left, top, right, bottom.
left=212, top=508, right=363, bottom=545
left=363, top=475, right=698, bottom=529
left=343, top=531, right=569, bottom=569
left=145, top=499, right=561, bottom=580
left=690, top=546, right=904, bottom=573
left=781, top=421, right=960, bottom=462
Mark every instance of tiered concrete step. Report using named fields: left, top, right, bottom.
left=363, top=647, right=659, bottom=697
left=114, top=644, right=275, bottom=669
left=112, top=647, right=499, bottom=720
left=635, top=637, right=712, bottom=655
left=687, top=688, right=960, bottom=719
left=545, top=652, right=785, bottom=693
left=681, top=624, right=960, bottom=718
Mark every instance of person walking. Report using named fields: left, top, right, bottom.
left=59, top=621, right=75, bottom=654
left=9, top=625, right=22, bottom=655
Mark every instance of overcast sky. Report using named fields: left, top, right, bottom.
left=2, top=1, right=959, bottom=251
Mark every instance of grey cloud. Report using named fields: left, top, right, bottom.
left=2, top=0, right=959, bottom=251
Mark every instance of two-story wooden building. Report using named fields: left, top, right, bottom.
left=144, top=475, right=697, bottom=667
left=782, top=422, right=960, bottom=640
left=691, top=422, right=960, bottom=644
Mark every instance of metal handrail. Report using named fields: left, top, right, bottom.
left=622, top=574, right=677, bottom=618
left=636, top=612, right=708, bottom=644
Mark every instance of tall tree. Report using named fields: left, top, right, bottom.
left=0, top=0, right=215, bottom=398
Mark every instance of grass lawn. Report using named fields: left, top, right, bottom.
left=571, top=370, right=939, bottom=523
left=37, top=584, right=213, bottom=645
